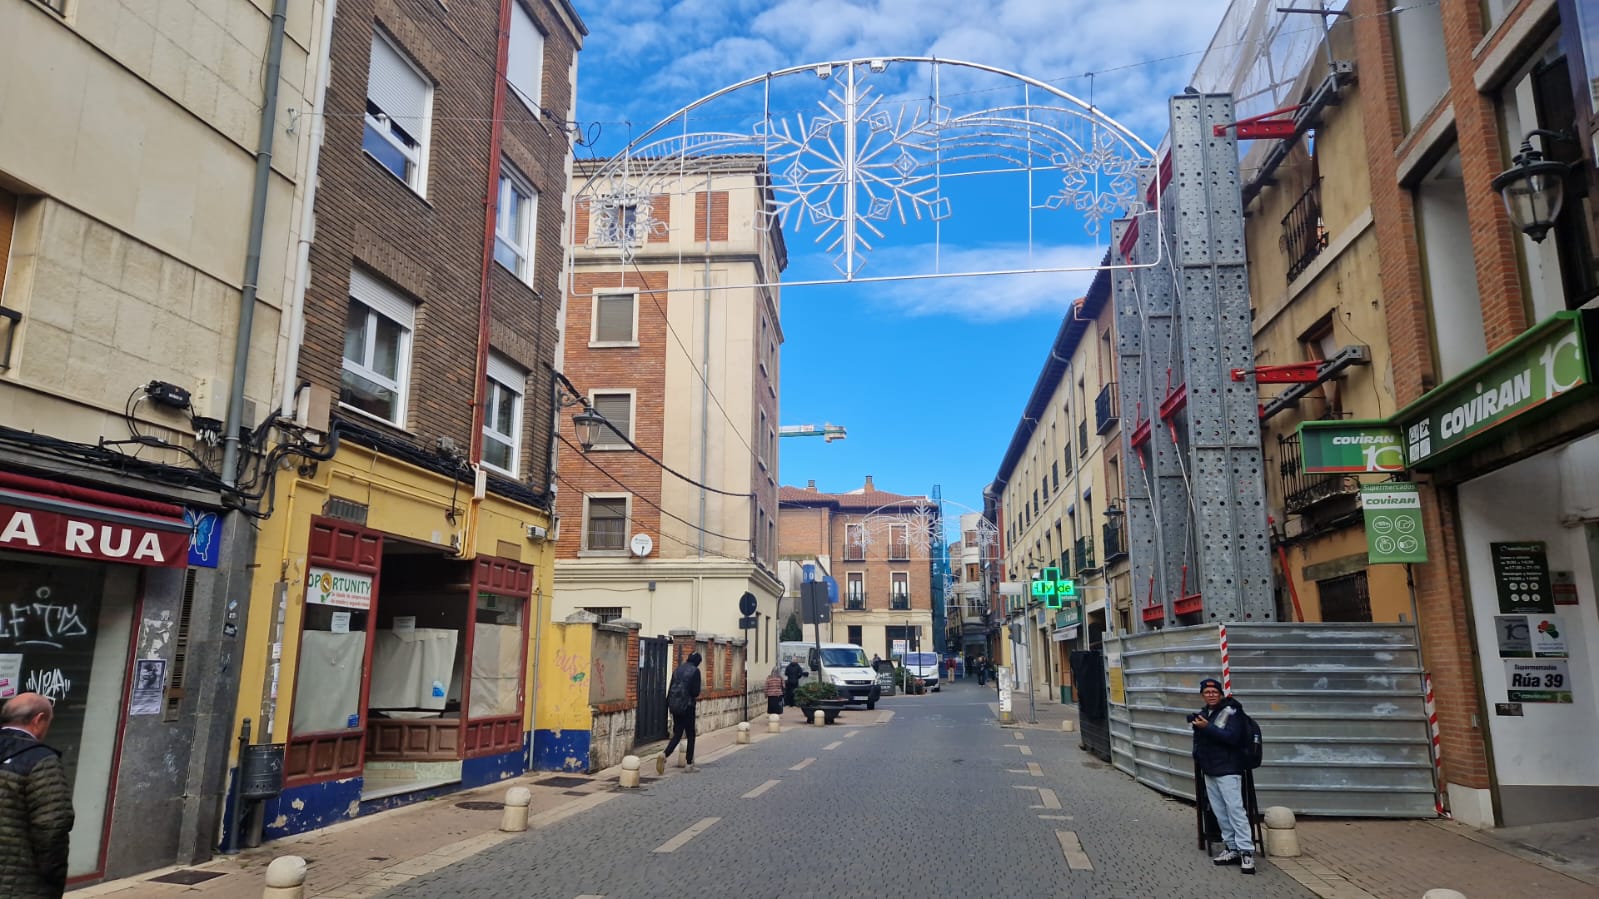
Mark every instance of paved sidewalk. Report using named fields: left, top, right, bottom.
left=74, top=711, right=790, bottom=898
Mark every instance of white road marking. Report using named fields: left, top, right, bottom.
left=1056, top=830, right=1093, bottom=870
left=1035, top=788, right=1061, bottom=810
left=1027, top=762, right=1043, bottom=777
left=1015, top=731, right=1026, bottom=740
left=823, top=741, right=843, bottom=751
left=653, top=817, right=720, bottom=854
left=845, top=731, right=860, bottom=738
left=575, top=895, right=606, bottom=898
left=1038, top=814, right=1074, bottom=821
left=742, top=779, right=781, bottom=799
left=790, top=758, right=816, bottom=771
left=876, top=711, right=895, bottom=724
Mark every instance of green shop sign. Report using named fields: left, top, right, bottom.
left=1396, top=311, right=1593, bottom=468
left=1361, top=483, right=1427, bottom=564
left=1299, top=421, right=1405, bottom=473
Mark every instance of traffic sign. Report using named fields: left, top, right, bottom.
left=738, top=591, right=758, bottom=616
left=738, top=615, right=758, bottom=629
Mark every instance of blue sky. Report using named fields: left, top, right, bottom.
left=571, top=0, right=1232, bottom=524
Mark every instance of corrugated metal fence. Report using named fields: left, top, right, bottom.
left=1105, top=622, right=1438, bottom=817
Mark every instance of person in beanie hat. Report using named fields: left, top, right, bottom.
left=1190, top=677, right=1256, bottom=874
left=657, top=651, right=703, bottom=774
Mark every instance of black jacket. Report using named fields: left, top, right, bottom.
left=667, top=661, right=702, bottom=716
left=1191, top=696, right=1250, bottom=777
left=0, top=729, right=73, bottom=898
left=783, top=661, right=803, bottom=686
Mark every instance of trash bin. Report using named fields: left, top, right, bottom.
left=1060, top=684, right=1071, bottom=704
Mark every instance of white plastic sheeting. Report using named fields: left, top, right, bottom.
left=369, top=627, right=458, bottom=711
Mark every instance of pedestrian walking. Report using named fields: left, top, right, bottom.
left=657, top=652, right=703, bottom=774
left=764, top=665, right=785, bottom=715
left=783, top=657, right=804, bottom=708
left=1190, top=678, right=1256, bottom=874
left=0, top=693, right=73, bottom=898
left=976, top=655, right=987, bottom=685
left=946, top=656, right=957, bottom=681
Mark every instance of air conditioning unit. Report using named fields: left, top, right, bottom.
left=526, top=524, right=548, bottom=541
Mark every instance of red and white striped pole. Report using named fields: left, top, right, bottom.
left=1424, top=672, right=1450, bottom=818
left=1218, top=624, right=1232, bottom=696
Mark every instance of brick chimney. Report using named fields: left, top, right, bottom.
left=806, top=479, right=816, bottom=491
left=864, top=475, right=874, bottom=491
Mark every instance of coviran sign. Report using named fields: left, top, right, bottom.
left=1397, top=311, right=1593, bottom=467
left=0, top=503, right=190, bottom=567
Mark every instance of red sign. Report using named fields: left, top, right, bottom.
left=0, top=502, right=190, bottom=567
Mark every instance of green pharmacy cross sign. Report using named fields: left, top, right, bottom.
left=1031, top=567, right=1077, bottom=609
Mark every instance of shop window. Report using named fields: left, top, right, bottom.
left=364, top=30, right=432, bottom=192
left=342, top=269, right=415, bottom=426
left=1316, top=571, right=1373, bottom=623
left=506, top=1, right=543, bottom=112
left=584, top=495, right=627, bottom=551
left=469, top=592, right=523, bottom=718
left=592, top=291, right=637, bottom=344
left=482, top=354, right=525, bottom=476
left=493, top=164, right=537, bottom=283
left=587, top=392, right=632, bottom=449
left=291, top=571, right=373, bottom=736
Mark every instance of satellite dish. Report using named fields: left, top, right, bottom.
left=629, top=533, right=653, bottom=557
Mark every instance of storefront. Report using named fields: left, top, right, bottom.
left=0, top=470, right=192, bottom=880
left=1393, top=310, right=1599, bottom=826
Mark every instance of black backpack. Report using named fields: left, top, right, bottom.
left=1238, top=709, right=1264, bottom=770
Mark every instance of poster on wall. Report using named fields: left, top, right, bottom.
left=1491, top=542, right=1555, bottom=614
left=0, top=654, right=20, bottom=699
left=128, top=659, right=165, bottom=716
left=1552, top=570, right=1579, bottom=606
left=1504, top=658, right=1573, bottom=703
left=1493, top=615, right=1531, bottom=658
left=1530, top=615, right=1568, bottom=658
left=305, top=567, right=374, bottom=610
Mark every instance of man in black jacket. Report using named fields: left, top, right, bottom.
left=1190, top=678, right=1255, bottom=874
left=0, top=693, right=73, bottom=898
left=782, top=658, right=804, bottom=708
left=657, top=652, right=702, bottom=774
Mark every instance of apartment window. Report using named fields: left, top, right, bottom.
left=760, top=317, right=770, bottom=374
left=506, top=1, right=544, bottom=112
left=846, top=572, right=864, bottom=610
left=599, top=204, right=639, bottom=245
left=964, top=529, right=977, bottom=548
left=342, top=269, right=415, bottom=426
left=1300, top=317, right=1342, bottom=418
left=32, top=0, right=66, bottom=16
left=364, top=31, right=432, bottom=191
left=759, top=409, right=769, bottom=468
left=588, top=392, right=632, bottom=449
left=494, top=165, right=537, bottom=282
left=768, top=518, right=775, bottom=567
left=1051, top=462, right=1059, bottom=492
left=1316, top=571, right=1372, bottom=623
left=1391, top=0, right=1447, bottom=131
left=890, top=572, right=909, bottom=610
left=1415, top=147, right=1488, bottom=380
left=482, top=354, right=525, bottom=476
left=888, top=524, right=909, bottom=560
left=592, top=292, right=637, bottom=344
left=845, top=523, right=866, bottom=561
left=584, top=496, right=627, bottom=551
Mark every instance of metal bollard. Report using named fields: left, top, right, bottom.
left=1421, top=891, right=1467, bottom=899
left=736, top=721, right=751, bottom=744
left=262, top=856, right=307, bottom=899
left=767, top=712, right=781, bottom=734
left=1261, top=806, right=1300, bottom=857
left=812, top=709, right=825, bottom=726
left=618, top=755, right=641, bottom=789
left=499, top=786, right=532, bottom=832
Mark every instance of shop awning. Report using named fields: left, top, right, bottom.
left=0, top=470, right=191, bottom=568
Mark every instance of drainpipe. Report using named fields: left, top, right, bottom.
left=278, top=0, right=341, bottom=420
left=698, top=176, right=712, bottom=557
left=221, top=0, right=289, bottom=488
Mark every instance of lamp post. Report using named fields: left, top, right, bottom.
left=1492, top=130, right=1573, bottom=243
left=570, top=406, right=607, bottom=452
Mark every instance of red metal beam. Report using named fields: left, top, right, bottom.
left=1213, top=105, right=1303, bottom=140
left=1232, top=362, right=1322, bottom=384
left=1173, top=594, right=1204, bottom=616
left=1142, top=604, right=1166, bottom=623
left=1157, top=383, right=1188, bottom=421
left=1129, top=418, right=1152, bottom=450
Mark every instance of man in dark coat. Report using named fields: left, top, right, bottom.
left=0, top=693, right=73, bottom=898
left=657, top=652, right=702, bottom=774
left=782, top=658, right=804, bottom=708
left=1190, top=678, right=1255, bottom=874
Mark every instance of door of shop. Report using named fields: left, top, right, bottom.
left=635, top=637, right=668, bottom=744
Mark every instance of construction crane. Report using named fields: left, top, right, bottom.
left=779, top=423, right=847, bottom=442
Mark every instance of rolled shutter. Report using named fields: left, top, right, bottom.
left=368, top=31, right=429, bottom=131
left=507, top=3, right=543, bottom=108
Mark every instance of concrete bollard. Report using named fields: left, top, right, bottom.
left=499, top=786, right=533, bottom=832
left=1261, top=806, right=1300, bottom=858
left=1061, top=720, right=1076, bottom=732
left=813, top=709, right=826, bottom=726
left=1421, top=891, right=1467, bottom=899
left=767, top=712, right=781, bottom=734
left=736, top=721, right=752, bottom=744
left=262, top=856, right=307, bottom=899
left=618, top=755, right=641, bottom=789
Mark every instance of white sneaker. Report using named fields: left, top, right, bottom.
left=1212, top=849, right=1240, bottom=866
left=685, top=763, right=697, bottom=773
left=1240, top=853, right=1256, bottom=874
left=654, top=753, right=666, bottom=776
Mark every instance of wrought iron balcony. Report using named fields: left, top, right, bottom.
left=1283, top=178, right=1329, bottom=282
left=890, top=591, right=910, bottom=611
left=1102, top=520, right=1127, bottom=562
left=1095, top=382, right=1119, bottom=434
left=1278, top=433, right=1358, bottom=514
left=1073, top=535, right=1097, bottom=573
left=845, top=593, right=866, bottom=611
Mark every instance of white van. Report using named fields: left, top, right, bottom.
left=778, top=641, right=881, bottom=709
left=901, top=651, right=941, bottom=692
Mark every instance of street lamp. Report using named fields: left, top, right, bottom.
left=1492, top=130, right=1573, bottom=243
left=571, top=406, right=607, bottom=452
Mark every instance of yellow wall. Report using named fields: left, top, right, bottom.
left=1281, top=527, right=1413, bottom=624
left=534, top=620, right=594, bottom=733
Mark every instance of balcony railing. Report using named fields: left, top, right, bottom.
left=1282, top=178, right=1329, bottom=282
left=1078, top=420, right=1089, bottom=457
left=1073, top=535, right=1097, bottom=573
left=1095, top=382, right=1119, bottom=434
left=1103, top=520, right=1127, bottom=562
left=1278, top=433, right=1358, bottom=514
left=845, top=593, right=866, bottom=611
left=890, top=592, right=910, bottom=611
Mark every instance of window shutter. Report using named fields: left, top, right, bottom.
left=485, top=353, right=525, bottom=393
left=592, top=394, right=631, bottom=442
left=507, top=3, right=543, bottom=108
left=595, top=294, right=634, bottom=341
left=368, top=32, right=429, bottom=130
left=349, top=267, right=416, bottom=327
